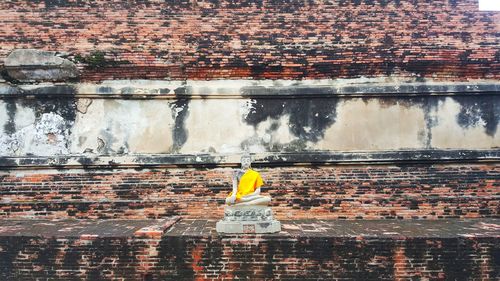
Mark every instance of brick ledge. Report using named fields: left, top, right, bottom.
left=0, top=149, right=499, bottom=169
left=0, top=218, right=498, bottom=239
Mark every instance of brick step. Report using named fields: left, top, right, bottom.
left=0, top=219, right=498, bottom=280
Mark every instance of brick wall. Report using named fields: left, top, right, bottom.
left=0, top=0, right=498, bottom=80
left=1, top=163, right=498, bottom=220
left=1, top=232, right=497, bottom=280
left=0, top=235, right=157, bottom=280
left=157, top=235, right=497, bottom=281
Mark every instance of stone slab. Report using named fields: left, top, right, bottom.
left=0, top=217, right=179, bottom=238
left=0, top=218, right=498, bottom=238
left=170, top=219, right=500, bottom=238
left=4, top=49, right=78, bottom=82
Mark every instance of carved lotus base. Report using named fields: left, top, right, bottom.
left=216, top=205, right=281, bottom=234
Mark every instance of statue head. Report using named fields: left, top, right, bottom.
left=241, top=154, right=252, bottom=170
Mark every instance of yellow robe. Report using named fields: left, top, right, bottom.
left=228, top=169, right=264, bottom=201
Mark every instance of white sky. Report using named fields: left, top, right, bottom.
left=479, top=0, right=500, bottom=11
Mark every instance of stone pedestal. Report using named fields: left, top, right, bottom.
left=216, top=205, right=281, bottom=234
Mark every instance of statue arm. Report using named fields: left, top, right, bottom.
left=227, top=170, right=239, bottom=204
left=231, top=172, right=238, bottom=195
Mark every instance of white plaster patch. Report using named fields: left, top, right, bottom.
left=0, top=100, right=75, bottom=156
left=180, top=99, right=258, bottom=153
left=2, top=112, right=73, bottom=156
left=255, top=115, right=298, bottom=150
left=240, top=99, right=257, bottom=119
left=0, top=136, right=18, bottom=155
left=30, top=113, right=71, bottom=155
left=430, top=98, right=499, bottom=149
left=316, top=99, right=426, bottom=151
left=14, top=106, right=36, bottom=130
left=172, top=105, right=185, bottom=119
left=71, top=99, right=174, bottom=154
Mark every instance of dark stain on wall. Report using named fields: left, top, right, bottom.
left=243, top=97, right=339, bottom=147
left=452, top=95, right=499, bottom=137
left=8, top=86, right=78, bottom=125
left=169, top=98, right=190, bottom=152
left=2, top=94, right=77, bottom=153
left=16, top=97, right=77, bottom=154
left=242, top=94, right=498, bottom=151
left=24, top=85, right=77, bottom=96
left=0, top=157, right=17, bottom=167
left=19, top=97, right=77, bottom=124
left=0, top=237, right=31, bottom=278
left=158, top=237, right=195, bottom=280
left=34, top=238, right=59, bottom=276
left=420, top=97, right=443, bottom=148
left=3, top=99, right=16, bottom=135
left=492, top=244, right=500, bottom=279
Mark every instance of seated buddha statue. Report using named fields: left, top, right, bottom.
left=225, top=155, right=271, bottom=206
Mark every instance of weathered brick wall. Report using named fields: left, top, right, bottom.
left=1, top=163, right=498, bottom=220
left=0, top=236, right=142, bottom=280
left=157, top=236, right=498, bottom=281
left=0, top=0, right=498, bottom=80
left=0, top=235, right=160, bottom=280
left=1, top=233, right=497, bottom=280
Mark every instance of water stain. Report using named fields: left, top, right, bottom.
left=452, top=95, right=499, bottom=137
left=244, top=97, right=340, bottom=143
left=169, top=98, right=190, bottom=152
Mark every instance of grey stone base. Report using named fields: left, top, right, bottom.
left=216, top=205, right=281, bottom=234
left=216, top=220, right=281, bottom=234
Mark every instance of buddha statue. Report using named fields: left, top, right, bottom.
left=225, top=155, right=271, bottom=206
left=217, top=154, right=280, bottom=233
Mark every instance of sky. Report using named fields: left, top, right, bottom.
left=479, top=0, right=500, bottom=11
